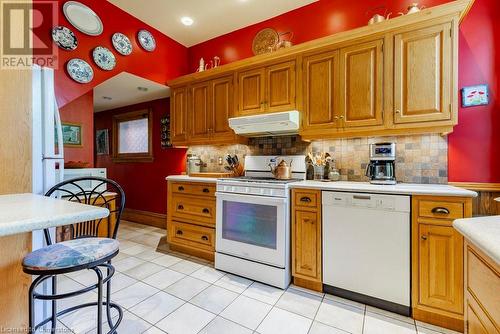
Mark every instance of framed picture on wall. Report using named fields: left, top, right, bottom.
left=59, top=122, right=82, bottom=147
left=461, top=84, right=489, bottom=107
left=96, top=129, right=109, bottom=155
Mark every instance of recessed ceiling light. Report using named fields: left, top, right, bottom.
left=102, top=96, right=112, bottom=100
left=181, top=16, right=194, bottom=26
left=137, top=86, right=148, bottom=92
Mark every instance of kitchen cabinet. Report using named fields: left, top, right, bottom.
left=412, top=195, right=473, bottom=332
left=211, top=76, right=236, bottom=141
left=170, top=86, right=188, bottom=145
left=291, top=189, right=322, bottom=292
left=463, top=241, right=499, bottom=334
left=393, top=23, right=453, bottom=125
left=189, top=81, right=211, bottom=142
left=167, top=180, right=216, bottom=260
left=236, top=60, right=296, bottom=116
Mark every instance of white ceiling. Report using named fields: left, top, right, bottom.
left=93, top=72, right=170, bottom=112
left=108, top=0, right=317, bottom=47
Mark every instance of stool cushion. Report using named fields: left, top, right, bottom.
left=23, top=238, right=119, bottom=274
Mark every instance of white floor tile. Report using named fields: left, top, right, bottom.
left=190, top=266, right=224, bottom=283
left=134, top=249, right=165, bottom=261
left=220, top=295, right=272, bottom=330
left=106, top=272, right=138, bottom=293
left=199, top=316, right=253, bottom=334
left=168, top=259, right=204, bottom=275
left=364, top=311, right=417, bottom=334
left=366, top=305, right=415, bottom=325
left=276, top=288, right=322, bottom=319
left=111, top=281, right=159, bottom=309
left=242, top=281, right=284, bottom=305
left=120, top=244, right=151, bottom=256
left=315, top=299, right=365, bottom=334
left=256, top=307, right=312, bottom=334
left=214, top=274, right=253, bottom=294
left=91, top=310, right=152, bottom=334
left=123, top=261, right=164, bottom=280
left=190, top=285, right=239, bottom=314
left=308, top=321, right=351, bottom=334
left=60, top=301, right=111, bottom=334
left=415, top=321, right=462, bottom=334
left=113, top=256, right=146, bottom=272
left=150, top=253, right=184, bottom=267
left=288, top=284, right=325, bottom=298
left=117, top=240, right=142, bottom=251
left=323, top=293, right=366, bottom=309
left=142, top=326, right=166, bottom=334
left=156, top=303, right=215, bottom=334
left=142, top=268, right=186, bottom=290
left=66, top=269, right=99, bottom=286
left=164, top=276, right=210, bottom=301
left=129, top=291, right=184, bottom=325
left=111, top=251, right=130, bottom=262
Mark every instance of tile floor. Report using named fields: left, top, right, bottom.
left=50, top=221, right=460, bottom=334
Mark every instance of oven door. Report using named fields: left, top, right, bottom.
left=216, top=192, right=287, bottom=268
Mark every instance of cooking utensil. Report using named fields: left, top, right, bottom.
left=269, top=159, right=293, bottom=180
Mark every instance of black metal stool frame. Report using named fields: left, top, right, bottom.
left=26, top=177, right=126, bottom=334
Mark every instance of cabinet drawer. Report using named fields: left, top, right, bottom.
left=171, top=182, right=216, bottom=197
left=418, top=200, right=464, bottom=220
left=293, top=190, right=320, bottom=209
left=169, top=221, right=215, bottom=252
left=171, top=195, right=215, bottom=226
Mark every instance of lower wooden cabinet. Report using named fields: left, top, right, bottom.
left=167, top=181, right=216, bottom=260
left=291, top=189, right=322, bottom=291
left=412, top=196, right=472, bottom=332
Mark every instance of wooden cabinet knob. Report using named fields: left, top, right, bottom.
left=202, top=208, right=210, bottom=214
left=201, top=235, right=209, bottom=241
left=176, top=230, right=183, bottom=235
left=177, top=204, right=184, bottom=210
left=431, top=207, right=450, bottom=215
left=396, top=110, right=401, bottom=114
left=421, top=235, right=427, bottom=240
left=178, top=186, right=184, bottom=191
left=202, top=188, right=210, bottom=193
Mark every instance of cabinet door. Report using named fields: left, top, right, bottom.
left=394, top=23, right=452, bottom=124
left=302, top=50, right=340, bottom=133
left=237, top=68, right=265, bottom=115
left=189, top=81, right=211, bottom=141
left=265, top=61, right=296, bottom=112
left=211, top=75, right=235, bottom=141
left=170, top=87, right=188, bottom=144
left=418, top=224, right=463, bottom=313
left=340, top=39, right=384, bottom=127
left=293, top=209, right=321, bottom=280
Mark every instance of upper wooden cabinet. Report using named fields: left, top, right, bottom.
left=190, top=81, right=211, bottom=142
left=170, top=87, right=188, bottom=145
left=236, top=60, right=296, bottom=116
left=211, top=76, right=235, bottom=141
left=340, top=39, right=384, bottom=128
left=393, top=23, right=453, bottom=124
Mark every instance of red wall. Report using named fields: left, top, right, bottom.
left=59, top=91, right=94, bottom=165
left=188, top=0, right=500, bottom=183
left=33, top=0, right=189, bottom=108
left=94, top=98, right=187, bottom=214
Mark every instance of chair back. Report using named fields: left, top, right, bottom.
left=44, top=176, right=125, bottom=245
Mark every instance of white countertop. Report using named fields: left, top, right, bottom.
left=289, top=181, right=477, bottom=197
left=166, top=175, right=218, bottom=183
left=454, top=215, right=500, bottom=265
left=0, top=193, right=110, bottom=237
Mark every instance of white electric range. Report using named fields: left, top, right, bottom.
left=215, top=155, right=306, bottom=289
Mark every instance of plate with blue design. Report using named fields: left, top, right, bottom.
left=92, top=46, right=116, bottom=71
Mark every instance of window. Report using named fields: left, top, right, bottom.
left=112, top=109, right=153, bottom=162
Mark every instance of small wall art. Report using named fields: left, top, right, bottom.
left=60, top=122, right=82, bottom=147
left=96, top=129, right=109, bottom=155
left=461, top=84, right=489, bottom=107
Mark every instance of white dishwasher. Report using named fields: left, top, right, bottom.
left=322, top=191, right=411, bottom=315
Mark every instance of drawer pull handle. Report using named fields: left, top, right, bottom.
left=353, top=195, right=371, bottom=200
left=202, top=208, right=210, bottom=214
left=421, top=235, right=427, bottom=240
left=177, top=205, right=184, bottom=210
left=176, top=230, right=183, bottom=235
left=202, top=188, right=210, bottom=193
left=431, top=207, right=450, bottom=215
left=300, top=197, right=312, bottom=203
left=178, top=186, right=184, bottom=191
left=303, top=219, right=313, bottom=224
left=201, top=235, right=209, bottom=241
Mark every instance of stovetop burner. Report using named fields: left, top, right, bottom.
left=220, top=176, right=302, bottom=184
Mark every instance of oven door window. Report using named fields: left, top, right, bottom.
left=222, top=201, right=277, bottom=249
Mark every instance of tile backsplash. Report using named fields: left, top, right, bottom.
left=187, top=134, right=448, bottom=184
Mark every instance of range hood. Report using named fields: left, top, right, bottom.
left=228, top=111, right=300, bottom=137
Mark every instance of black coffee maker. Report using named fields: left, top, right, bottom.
left=365, top=143, right=397, bottom=185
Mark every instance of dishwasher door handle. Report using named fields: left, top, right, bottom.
left=352, top=195, right=371, bottom=200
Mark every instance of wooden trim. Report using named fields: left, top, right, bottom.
left=122, top=208, right=166, bottom=229
left=293, top=277, right=323, bottom=292
left=448, top=182, right=500, bottom=192
left=112, top=109, right=154, bottom=163
left=168, top=0, right=472, bottom=87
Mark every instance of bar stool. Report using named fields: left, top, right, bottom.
left=22, top=177, right=125, bottom=334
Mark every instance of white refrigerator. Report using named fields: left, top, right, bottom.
left=31, top=65, right=65, bottom=325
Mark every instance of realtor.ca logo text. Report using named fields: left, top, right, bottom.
left=1, top=1, right=58, bottom=69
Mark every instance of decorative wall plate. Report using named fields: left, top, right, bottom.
left=66, top=58, right=94, bottom=83
left=252, top=28, right=279, bottom=55
left=51, top=26, right=78, bottom=51
left=137, top=29, right=156, bottom=52
left=112, top=33, right=132, bottom=56
left=92, top=46, right=116, bottom=71
left=63, top=1, right=103, bottom=36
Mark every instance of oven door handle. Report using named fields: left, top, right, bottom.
left=215, top=192, right=288, bottom=204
